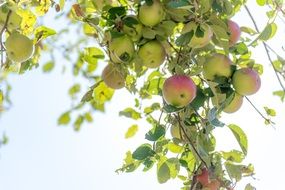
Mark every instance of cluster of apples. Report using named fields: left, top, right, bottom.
left=0, top=4, right=34, bottom=63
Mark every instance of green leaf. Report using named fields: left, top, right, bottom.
left=157, top=161, right=171, bottom=184
left=84, top=112, right=93, bottom=122
left=125, top=124, right=139, bottom=139
left=259, top=23, right=277, bottom=41
left=69, top=84, right=81, bottom=98
left=175, top=31, right=194, bottom=46
left=132, top=143, right=155, bottom=160
left=142, top=27, right=157, bottom=39
left=228, top=124, right=248, bottom=155
left=264, top=106, right=276, bottom=117
left=221, top=150, right=245, bottom=163
left=163, top=104, right=183, bottom=113
left=225, top=162, right=243, bottom=181
left=74, top=115, right=84, bottom=131
left=145, top=125, right=165, bottom=141
left=58, top=112, right=71, bottom=125
left=0, top=90, right=3, bottom=104
left=245, top=183, right=256, bottom=190
left=34, top=26, right=56, bottom=42
left=119, top=107, right=141, bottom=120
left=207, top=108, right=225, bottom=127
left=167, top=142, right=184, bottom=153
left=144, top=103, right=161, bottom=114
left=240, top=26, right=258, bottom=35
left=42, top=61, right=55, bottom=72
left=273, top=90, right=285, bottom=101
left=167, top=0, right=189, bottom=8
left=256, top=0, right=266, bottom=6
left=167, top=158, right=180, bottom=178
left=93, top=82, right=114, bottom=105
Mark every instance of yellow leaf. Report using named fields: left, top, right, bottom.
left=125, top=124, right=139, bottom=139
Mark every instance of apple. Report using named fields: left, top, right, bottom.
left=162, top=75, right=197, bottom=108
left=93, top=0, right=113, bottom=11
left=5, top=32, right=34, bottom=63
left=211, top=92, right=243, bottom=113
left=138, top=0, right=164, bottom=27
left=0, top=7, right=22, bottom=30
left=182, top=22, right=213, bottom=48
left=202, top=180, right=220, bottom=190
left=123, top=16, right=143, bottom=42
left=223, top=93, right=243, bottom=113
left=101, top=64, right=125, bottom=89
left=232, top=68, right=261, bottom=96
left=108, top=35, right=135, bottom=63
left=138, top=40, right=166, bottom=68
left=203, top=53, right=233, bottom=81
left=228, top=20, right=241, bottom=47
left=170, top=124, right=183, bottom=140
left=197, top=168, right=210, bottom=186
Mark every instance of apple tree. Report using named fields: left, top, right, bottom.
left=1, top=0, right=285, bottom=189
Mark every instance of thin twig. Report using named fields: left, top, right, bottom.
left=175, top=113, right=208, bottom=169
left=244, top=5, right=285, bottom=92
left=0, top=10, right=12, bottom=68
left=245, top=96, right=275, bottom=125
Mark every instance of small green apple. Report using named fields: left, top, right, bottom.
left=5, top=32, right=34, bottom=63
left=232, top=68, right=261, bottom=96
left=228, top=20, right=241, bottom=47
left=101, top=64, right=125, bottom=89
left=108, top=35, right=135, bottom=63
left=138, top=40, right=166, bottom=68
left=138, top=0, right=164, bottom=27
left=123, top=16, right=143, bottom=42
left=162, top=75, right=197, bottom=108
left=182, top=22, right=213, bottom=48
left=203, top=53, right=233, bottom=81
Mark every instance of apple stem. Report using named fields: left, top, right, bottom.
left=0, top=10, right=12, bottom=68
left=245, top=5, right=285, bottom=93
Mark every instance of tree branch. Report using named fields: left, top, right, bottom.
left=0, top=10, right=11, bottom=68
left=244, top=5, right=285, bottom=92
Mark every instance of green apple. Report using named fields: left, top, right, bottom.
left=0, top=6, right=22, bottom=30
left=138, top=40, right=166, bottom=68
left=5, top=32, right=34, bottom=63
left=182, top=22, right=213, bottom=48
left=101, top=64, right=125, bottom=89
left=108, top=35, right=135, bottom=63
left=123, top=16, right=143, bottom=41
left=203, top=53, right=233, bottom=81
left=162, top=75, right=197, bottom=108
left=170, top=124, right=183, bottom=140
left=228, top=20, right=241, bottom=47
left=138, top=0, right=164, bottom=27
left=232, top=68, right=261, bottom=96
left=197, top=168, right=210, bottom=186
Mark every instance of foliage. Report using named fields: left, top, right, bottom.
left=1, top=0, right=285, bottom=189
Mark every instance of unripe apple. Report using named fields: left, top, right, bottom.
left=203, top=54, right=233, bottom=81
left=138, top=0, right=164, bottom=27
left=202, top=180, right=220, bottom=190
left=170, top=124, right=183, bottom=140
left=223, top=93, right=243, bottom=113
left=162, top=75, right=197, bottom=108
left=5, top=32, right=34, bottom=63
left=138, top=40, right=166, bottom=68
left=232, top=68, right=261, bottom=96
left=101, top=64, right=125, bottom=89
left=108, top=35, right=135, bottom=63
left=197, top=168, right=210, bottom=186
left=182, top=22, right=213, bottom=48
left=123, top=16, right=143, bottom=42
left=228, top=20, right=241, bottom=47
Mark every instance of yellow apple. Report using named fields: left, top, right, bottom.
left=203, top=53, right=233, bottom=81
left=5, top=32, right=34, bottom=63
left=101, top=64, right=125, bottom=89
left=182, top=22, right=213, bottom=48
left=138, top=40, right=166, bottom=68
left=138, top=0, right=164, bottom=27
left=108, top=35, right=135, bottom=63
left=162, top=75, right=197, bottom=108
left=232, top=68, right=261, bottom=96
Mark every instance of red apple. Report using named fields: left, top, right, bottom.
left=162, top=75, right=197, bottom=108
left=196, top=168, right=210, bottom=186
left=203, top=54, right=233, bottom=81
left=228, top=20, right=241, bottom=47
left=232, top=68, right=261, bottom=96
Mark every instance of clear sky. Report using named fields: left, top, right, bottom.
left=0, top=2, right=285, bottom=190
